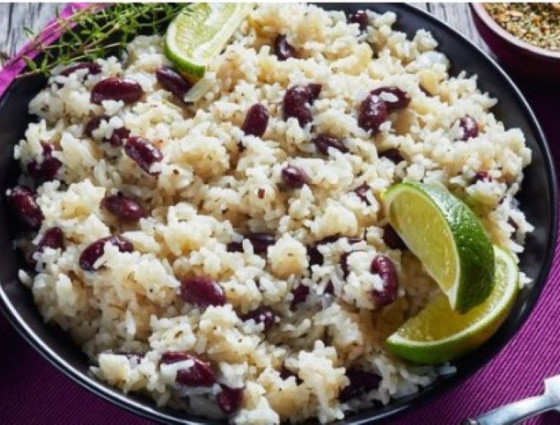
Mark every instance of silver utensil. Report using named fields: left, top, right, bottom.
left=462, top=375, right=560, bottom=425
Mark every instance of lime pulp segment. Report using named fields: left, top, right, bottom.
left=388, top=187, right=458, bottom=293
left=384, top=182, right=495, bottom=314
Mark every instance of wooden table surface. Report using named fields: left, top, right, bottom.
left=0, top=3, right=484, bottom=64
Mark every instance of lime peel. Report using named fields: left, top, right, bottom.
left=165, top=3, right=254, bottom=78
left=386, top=246, right=519, bottom=364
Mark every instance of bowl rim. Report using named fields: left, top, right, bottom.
left=470, top=3, right=560, bottom=60
left=0, top=3, right=558, bottom=425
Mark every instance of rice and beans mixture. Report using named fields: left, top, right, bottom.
left=9, top=4, right=533, bottom=424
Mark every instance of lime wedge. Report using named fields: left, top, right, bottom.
left=383, top=182, right=494, bottom=313
left=386, top=246, right=518, bottom=364
left=165, top=3, right=254, bottom=78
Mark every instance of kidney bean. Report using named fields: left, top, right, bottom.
left=29, top=226, right=64, bottom=267
left=35, top=227, right=64, bottom=251
left=60, top=62, right=101, bottom=76
left=162, top=351, right=217, bottom=387
left=79, top=235, right=133, bottom=271
left=306, top=84, right=322, bottom=104
left=242, top=306, right=276, bottom=332
left=283, top=86, right=313, bottom=127
left=217, top=386, right=244, bottom=414
left=338, top=241, right=365, bottom=277
left=379, top=148, right=404, bottom=164
left=41, top=156, right=62, bottom=182
left=307, top=235, right=359, bottom=268
left=279, top=366, right=303, bottom=384
left=109, top=127, right=130, bottom=147
left=180, top=276, right=226, bottom=308
left=160, top=351, right=190, bottom=365
left=307, top=244, right=328, bottom=268
left=314, top=134, right=348, bottom=155
left=279, top=366, right=295, bottom=380
left=246, top=233, right=275, bottom=255
left=290, top=284, right=310, bottom=310
left=26, top=160, right=42, bottom=181
left=281, top=165, right=310, bottom=189
left=27, top=143, right=62, bottom=183
left=91, top=77, right=143, bottom=105
left=156, top=66, right=192, bottom=100
left=33, top=157, right=61, bottom=182
left=274, top=34, right=296, bottom=61
left=227, top=233, right=275, bottom=255
left=7, top=185, right=44, bottom=231
left=102, top=194, right=146, bottom=222
left=358, top=93, right=388, bottom=133
left=226, top=241, right=243, bottom=253
left=307, top=245, right=323, bottom=267
left=348, top=10, right=369, bottom=32
left=325, top=281, right=335, bottom=295
left=457, top=115, right=479, bottom=141
left=27, top=158, right=57, bottom=183
left=339, top=369, right=381, bottom=402
left=323, top=235, right=361, bottom=245
left=84, top=115, right=108, bottom=137
left=353, top=183, right=371, bottom=205
left=84, top=116, right=129, bottom=147
left=383, top=225, right=406, bottom=250
left=174, top=354, right=216, bottom=387
left=370, top=86, right=410, bottom=111
left=124, top=136, right=163, bottom=175
left=474, top=171, right=492, bottom=182
left=316, top=235, right=341, bottom=245
left=241, top=104, right=269, bottom=137
left=370, top=255, right=398, bottom=306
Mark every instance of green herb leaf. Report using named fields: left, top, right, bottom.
left=16, top=3, right=184, bottom=78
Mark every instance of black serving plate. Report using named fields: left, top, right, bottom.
left=0, top=4, right=557, bottom=425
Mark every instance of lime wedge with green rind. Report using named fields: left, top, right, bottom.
left=383, top=182, right=494, bottom=314
left=386, top=246, right=518, bottom=364
left=165, top=3, right=254, bottom=78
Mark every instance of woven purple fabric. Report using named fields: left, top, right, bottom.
left=1, top=6, right=559, bottom=425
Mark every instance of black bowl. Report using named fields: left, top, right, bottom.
left=0, top=3, right=557, bottom=425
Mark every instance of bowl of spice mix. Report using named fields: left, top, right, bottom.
left=471, top=3, right=560, bottom=79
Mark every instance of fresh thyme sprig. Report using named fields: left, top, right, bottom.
left=15, top=3, right=184, bottom=78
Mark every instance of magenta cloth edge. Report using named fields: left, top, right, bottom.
left=1, top=5, right=560, bottom=425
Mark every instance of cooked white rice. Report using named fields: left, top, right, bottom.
left=13, top=4, right=533, bottom=424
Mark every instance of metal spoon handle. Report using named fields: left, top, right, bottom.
left=462, top=393, right=558, bottom=425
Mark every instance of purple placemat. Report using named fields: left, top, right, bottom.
left=1, top=6, right=559, bottom=425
